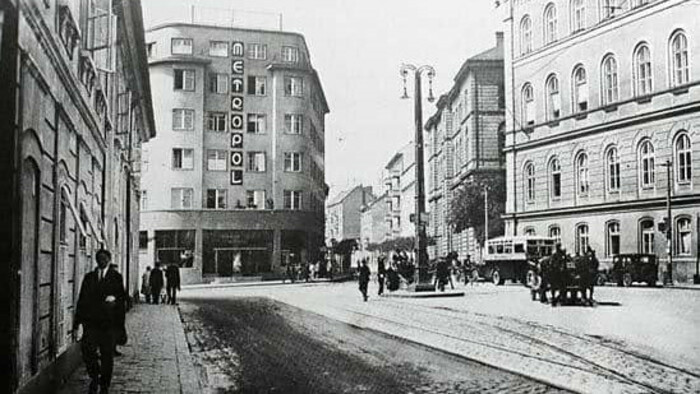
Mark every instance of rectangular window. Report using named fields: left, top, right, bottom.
left=140, top=190, right=148, bottom=210
left=247, top=76, right=267, bottom=96
left=247, top=43, right=267, bottom=59
left=246, top=114, right=266, bottom=133
left=282, top=46, right=299, bottom=63
left=284, top=190, right=302, bottom=210
left=172, top=109, right=194, bottom=131
left=284, top=152, right=303, bottom=172
left=284, top=76, right=304, bottom=97
left=171, top=38, right=193, bottom=55
left=247, top=152, right=266, bottom=172
left=139, top=231, right=148, bottom=250
left=209, top=41, right=229, bottom=57
left=246, top=190, right=267, bottom=209
left=284, top=114, right=303, bottom=134
left=207, top=149, right=227, bottom=171
left=206, top=112, right=227, bottom=132
left=206, top=189, right=227, bottom=209
left=171, top=188, right=194, bottom=209
left=172, top=148, right=194, bottom=170
left=174, top=69, right=195, bottom=91
left=209, top=73, right=228, bottom=94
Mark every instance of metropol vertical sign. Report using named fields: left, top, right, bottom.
left=230, top=41, right=245, bottom=185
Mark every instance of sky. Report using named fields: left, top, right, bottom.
left=141, top=0, right=502, bottom=197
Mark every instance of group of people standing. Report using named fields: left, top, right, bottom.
left=140, top=262, right=181, bottom=305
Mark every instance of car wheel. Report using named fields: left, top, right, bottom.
left=492, top=270, right=503, bottom=286
left=622, top=273, right=633, bottom=287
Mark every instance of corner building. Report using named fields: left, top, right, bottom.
left=501, top=0, right=700, bottom=283
left=141, top=23, right=329, bottom=284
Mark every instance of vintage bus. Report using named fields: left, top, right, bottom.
left=480, top=236, right=557, bottom=285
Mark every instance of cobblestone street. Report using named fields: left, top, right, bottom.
left=182, top=282, right=700, bottom=394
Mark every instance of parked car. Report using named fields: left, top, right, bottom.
left=481, top=236, right=556, bottom=286
left=610, top=254, right=658, bottom=287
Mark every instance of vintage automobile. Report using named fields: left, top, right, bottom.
left=480, top=236, right=556, bottom=285
left=610, top=254, right=658, bottom=287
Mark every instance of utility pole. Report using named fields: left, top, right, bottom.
left=484, top=186, right=489, bottom=244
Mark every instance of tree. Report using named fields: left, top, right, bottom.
left=448, top=172, right=506, bottom=246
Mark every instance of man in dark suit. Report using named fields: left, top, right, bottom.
left=149, top=262, right=164, bottom=304
left=165, top=262, right=181, bottom=305
left=75, top=249, right=126, bottom=394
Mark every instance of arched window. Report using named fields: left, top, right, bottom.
left=571, top=0, right=586, bottom=33
left=549, top=226, right=562, bottom=245
left=520, top=15, right=533, bottom=55
left=572, top=65, right=588, bottom=112
left=601, top=54, right=619, bottom=105
left=524, top=162, right=536, bottom=202
left=640, top=219, right=655, bottom=254
left=675, top=132, right=692, bottom=184
left=544, top=3, right=558, bottom=44
left=606, top=221, right=620, bottom=257
left=549, top=158, right=561, bottom=199
left=606, top=146, right=620, bottom=192
left=676, top=217, right=692, bottom=255
left=639, top=139, right=655, bottom=189
left=546, top=74, right=561, bottom=120
left=576, top=153, right=589, bottom=196
left=575, top=223, right=589, bottom=255
left=670, top=31, right=690, bottom=87
left=522, top=83, right=535, bottom=125
left=524, top=227, right=537, bottom=236
left=634, top=43, right=653, bottom=96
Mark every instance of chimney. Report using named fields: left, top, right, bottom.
left=496, top=31, right=504, bottom=48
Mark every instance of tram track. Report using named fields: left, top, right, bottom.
left=319, top=299, right=700, bottom=394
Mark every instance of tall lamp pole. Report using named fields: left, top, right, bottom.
left=660, top=159, right=673, bottom=285
left=400, top=64, right=435, bottom=291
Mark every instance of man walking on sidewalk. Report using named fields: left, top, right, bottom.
left=166, top=262, right=181, bottom=305
left=75, top=249, right=127, bottom=394
left=359, top=259, right=371, bottom=302
left=149, top=262, right=164, bottom=304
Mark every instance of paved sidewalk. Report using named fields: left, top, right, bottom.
left=58, top=304, right=200, bottom=394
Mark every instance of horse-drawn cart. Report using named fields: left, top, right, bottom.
left=530, top=248, right=600, bottom=306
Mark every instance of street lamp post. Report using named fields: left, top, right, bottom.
left=400, top=63, right=435, bottom=291
left=660, top=159, right=673, bottom=285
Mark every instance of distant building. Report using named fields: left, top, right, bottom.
left=1, top=0, right=155, bottom=392
left=359, top=192, right=389, bottom=263
left=326, top=185, right=374, bottom=244
left=425, top=32, right=506, bottom=261
left=500, top=0, right=700, bottom=282
left=140, top=23, right=329, bottom=283
left=383, top=143, right=417, bottom=241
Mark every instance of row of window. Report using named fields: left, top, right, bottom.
left=171, top=149, right=304, bottom=173
left=530, top=215, right=694, bottom=257
left=174, top=70, right=305, bottom=97
left=523, top=132, right=693, bottom=202
left=162, top=38, right=300, bottom=63
left=165, top=188, right=303, bottom=210
left=521, top=30, right=690, bottom=125
left=520, top=0, right=653, bottom=55
left=173, top=109, right=307, bottom=135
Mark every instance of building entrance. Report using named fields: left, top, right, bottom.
left=214, top=247, right=271, bottom=276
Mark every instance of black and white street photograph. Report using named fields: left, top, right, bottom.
left=1, top=0, right=699, bottom=393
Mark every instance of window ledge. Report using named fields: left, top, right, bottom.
left=574, top=113, right=587, bottom=120
left=671, top=86, right=689, bottom=96
left=635, top=95, right=652, bottom=104
left=547, top=120, right=560, bottom=127
left=602, top=104, right=618, bottom=112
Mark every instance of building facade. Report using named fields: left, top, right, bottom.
left=2, top=0, right=155, bottom=392
left=425, top=33, right=506, bottom=261
left=140, top=23, right=329, bottom=283
left=501, top=0, right=700, bottom=282
left=383, top=143, right=417, bottom=242
left=360, top=192, right=389, bottom=250
left=326, top=185, right=374, bottom=244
